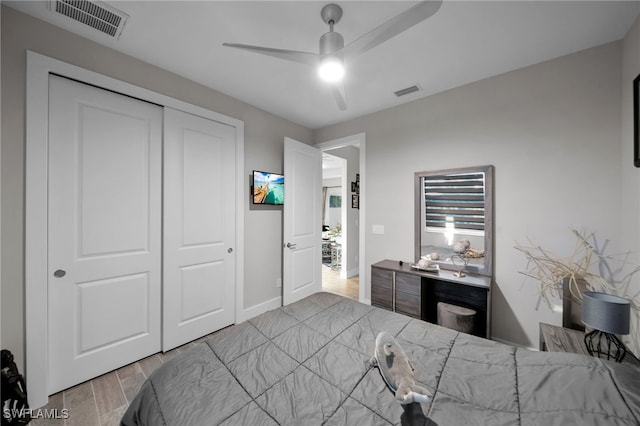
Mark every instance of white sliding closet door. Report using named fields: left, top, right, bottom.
left=163, top=107, right=237, bottom=351
left=48, top=75, right=162, bottom=393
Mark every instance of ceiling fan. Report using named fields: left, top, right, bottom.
left=223, top=1, right=443, bottom=111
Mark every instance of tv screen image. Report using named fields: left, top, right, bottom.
left=253, top=171, right=284, bottom=205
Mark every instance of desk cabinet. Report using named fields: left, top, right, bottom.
left=371, top=267, right=393, bottom=310
left=395, top=273, right=421, bottom=318
left=371, top=267, right=422, bottom=318
left=371, top=260, right=491, bottom=338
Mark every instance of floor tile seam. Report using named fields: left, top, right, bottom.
left=88, top=380, right=100, bottom=424
left=106, top=372, right=131, bottom=421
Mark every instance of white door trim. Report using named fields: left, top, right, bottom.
left=25, top=51, right=245, bottom=408
left=314, top=133, right=367, bottom=304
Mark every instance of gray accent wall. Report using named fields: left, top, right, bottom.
left=315, top=39, right=637, bottom=351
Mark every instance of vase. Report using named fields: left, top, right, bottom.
left=562, top=278, right=587, bottom=331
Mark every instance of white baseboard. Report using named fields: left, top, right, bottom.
left=237, top=296, right=281, bottom=323
left=343, top=267, right=359, bottom=279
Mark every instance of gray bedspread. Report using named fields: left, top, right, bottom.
left=122, top=292, right=640, bottom=425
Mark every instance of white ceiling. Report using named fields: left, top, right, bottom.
left=6, top=1, right=640, bottom=129
left=323, top=152, right=345, bottom=179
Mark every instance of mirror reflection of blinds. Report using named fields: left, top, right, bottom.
left=424, top=172, right=485, bottom=231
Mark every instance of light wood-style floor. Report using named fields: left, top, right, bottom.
left=29, top=268, right=358, bottom=426
left=322, top=264, right=359, bottom=301
left=30, top=335, right=211, bottom=426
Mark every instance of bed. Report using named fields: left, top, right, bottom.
left=121, top=292, right=640, bottom=425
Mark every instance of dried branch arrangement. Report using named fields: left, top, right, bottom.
left=515, top=228, right=640, bottom=356
left=514, top=228, right=640, bottom=312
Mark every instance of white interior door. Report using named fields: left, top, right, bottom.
left=163, top=107, right=236, bottom=351
left=48, top=75, right=162, bottom=393
left=283, top=138, right=322, bottom=305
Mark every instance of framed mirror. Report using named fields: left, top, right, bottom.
left=414, top=165, right=494, bottom=277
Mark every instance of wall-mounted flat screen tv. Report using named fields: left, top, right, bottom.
left=252, top=170, right=284, bottom=205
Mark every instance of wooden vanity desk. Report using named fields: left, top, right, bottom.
left=371, top=259, right=491, bottom=338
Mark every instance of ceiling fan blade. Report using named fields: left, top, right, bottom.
left=338, top=0, right=443, bottom=60
left=330, top=83, right=347, bottom=111
left=223, top=43, right=318, bottom=67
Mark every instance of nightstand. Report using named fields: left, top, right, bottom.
left=539, top=323, right=590, bottom=355
left=539, top=322, right=640, bottom=366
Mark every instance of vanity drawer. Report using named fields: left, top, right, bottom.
left=371, top=267, right=393, bottom=289
left=371, top=267, right=393, bottom=309
left=395, top=291, right=421, bottom=318
left=396, top=272, right=421, bottom=296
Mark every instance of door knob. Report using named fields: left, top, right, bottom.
left=286, top=243, right=297, bottom=249
left=53, top=269, right=66, bottom=278
left=228, top=248, right=233, bottom=253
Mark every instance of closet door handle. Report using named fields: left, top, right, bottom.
left=228, top=248, right=233, bottom=254
left=53, top=269, right=66, bottom=278
left=286, top=243, right=297, bottom=249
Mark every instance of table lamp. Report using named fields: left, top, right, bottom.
left=582, top=291, right=630, bottom=363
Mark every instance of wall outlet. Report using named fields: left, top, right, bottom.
left=276, top=277, right=282, bottom=288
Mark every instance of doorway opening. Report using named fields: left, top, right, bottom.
left=320, top=148, right=359, bottom=301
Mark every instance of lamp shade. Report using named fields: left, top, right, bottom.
left=582, top=292, right=630, bottom=335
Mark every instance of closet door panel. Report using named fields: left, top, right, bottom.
left=163, top=107, right=236, bottom=350
left=47, top=75, right=162, bottom=394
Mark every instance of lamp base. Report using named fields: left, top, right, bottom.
left=584, top=330, right=627, bottom=363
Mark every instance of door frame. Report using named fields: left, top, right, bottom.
left=25, top=51, right=245, bottom=408
left=314, top=133, right=366, bottom=304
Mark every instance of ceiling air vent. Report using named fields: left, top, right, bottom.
left=394, top=84, right=421, bottom=98
left=50, top=0, right=129, bottom=39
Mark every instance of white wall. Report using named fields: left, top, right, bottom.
left=620, top=15, right=640, bottom=356
left=0, top=6, right=312, bottom=372
left=314, top=41, right=624, bottom=350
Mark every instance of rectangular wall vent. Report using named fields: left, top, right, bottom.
left=394, top=85, right=421, bottom=98
left=50, top=0, right=129, bottom=39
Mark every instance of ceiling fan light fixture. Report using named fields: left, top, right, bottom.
left=223, top=1, right=444, bottom=109
left=318, top=56, right=345, bottom=82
